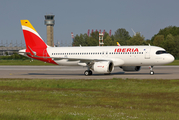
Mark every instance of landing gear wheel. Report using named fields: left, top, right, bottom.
left=89, top=70, right=92, bottom=75
left=150, top=71, right=154, bottom=75
left=84, top=70, right=89, bottom=76
left=149, top=66, right=154, bottom=75
left=84, top=70, right=93, bottom=76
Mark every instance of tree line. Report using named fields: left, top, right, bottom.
left=73, top=28, right=147, bottom=46
left=151, top=26, right=179, bottom=59
left=73, top=27, right=179, bottom=59
left=0, top=52, right=28, bottom=60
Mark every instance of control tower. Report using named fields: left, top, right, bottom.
left=44, top=14, right=55, bottom=47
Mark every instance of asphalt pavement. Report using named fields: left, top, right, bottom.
left=0, top=66, right=178, bottom=79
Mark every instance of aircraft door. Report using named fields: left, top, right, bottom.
left=145, top=48, right=151, bottom=59
left=101, top=51, right=108, bottom=58
left=101, top=51, right=105, bottom=57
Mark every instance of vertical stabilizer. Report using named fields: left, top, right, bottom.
left=21, top=20, right=48, bottom=49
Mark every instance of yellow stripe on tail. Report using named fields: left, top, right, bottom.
left=21, top=20, right=37, bottom=32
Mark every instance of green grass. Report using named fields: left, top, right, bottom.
left=0, top=78, right=178, bottom=119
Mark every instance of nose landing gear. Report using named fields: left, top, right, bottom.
left=149, top=66, right=154, bottom=75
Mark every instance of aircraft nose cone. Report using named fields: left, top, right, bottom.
left=168, top=54, right=175, bottom=63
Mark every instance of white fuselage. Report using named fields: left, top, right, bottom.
left=47, top=46, right=174, bottom=67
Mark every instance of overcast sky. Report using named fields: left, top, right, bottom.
left=0, top=0, right=179, bottom=45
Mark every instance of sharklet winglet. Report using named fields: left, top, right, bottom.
left=28, top=46, right=36, bottom=56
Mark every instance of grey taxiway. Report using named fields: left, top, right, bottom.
left=0, top=66, right=178, bottom=79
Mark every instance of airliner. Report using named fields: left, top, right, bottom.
left=19, top=20, right=175, bottom=76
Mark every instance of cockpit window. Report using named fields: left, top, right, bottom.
left=156, top=50, right=167, bottom=55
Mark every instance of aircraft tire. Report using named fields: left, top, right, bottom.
left=150, top=71, right=154, bottom=75
left=89, top=70, right=93, bottom=75
left=84, top=70, right=93, bottom=76
left=84, top=70, right=89, bottom=76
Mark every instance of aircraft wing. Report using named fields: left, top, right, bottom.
left=29, top=55, right=124, bottom=66
left=34, top=55, right=111, bottom=62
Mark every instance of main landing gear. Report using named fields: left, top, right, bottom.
left=84, top=70, right=93, bottom=76
left=149, top=66, right=154, bottom=75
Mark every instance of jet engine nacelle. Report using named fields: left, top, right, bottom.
left=93, top=61, right=114, bottom=73
left=120, top=66, right=141, bottom=71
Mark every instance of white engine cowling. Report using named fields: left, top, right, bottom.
left=120, top=66, right=141, bottom=71
left=92, top=61, right=114, bottom=73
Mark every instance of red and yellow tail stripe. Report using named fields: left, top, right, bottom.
left=20, top=20, right=57, bottom=65
left=21, top=20, right=43, bottom=40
